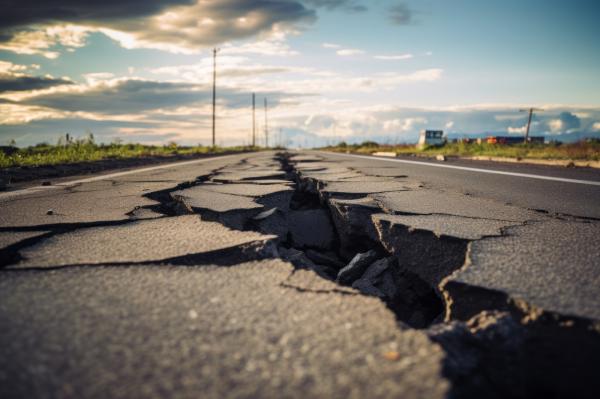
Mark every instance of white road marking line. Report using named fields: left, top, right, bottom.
left=318, top=152, right=600, bottom=186
left=0, top=154, right=240, bottom=200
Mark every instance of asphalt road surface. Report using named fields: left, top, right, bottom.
left=317, top=151, right=600, bottom=219
left=1, top=151, right=599, bottom=399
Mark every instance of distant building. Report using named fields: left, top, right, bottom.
left=418, top=130, right=445, bottom=148
left=486, top=136, right=545, bottom=144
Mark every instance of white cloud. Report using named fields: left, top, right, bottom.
left=0, top=103, right=72, bottom=125
left=94, top=1, right=314, bottom=54
left=401, top=117, right=427, bottom=131
left=220, top=31, right=299, bottom=56
left=304, top=114, right=335, bottom=130
left=383, top=117, right=427, bottom=132
left=150, top=56, right=293, bottom=84
left=99, top=26, right=301, bottom=57
left=5, top=89, right=600, bottom=146
left=1, top=1, right=315, bottom=56
left=336, top=48, right=365, bottom=56
left=445, top=121, right=454, bottom=129
left=548, top=119, right=563, bottom=133
left=382, top=119, right=401, bottom=131
left=322, top=43, right=341, bottom=49
left=83, top=73, right=116, bottom=85
left=593, top=122, right=600, bottom=131
left=374, top=54, right=413, bottom=60
left=0, top=25, right=90, bottom=58
left=0, top=61, right=28, bottom=74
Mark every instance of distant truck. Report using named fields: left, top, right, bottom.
left=418, top=130, right=445, bottom=148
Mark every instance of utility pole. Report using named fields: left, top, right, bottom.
left=212, top=48, right=219, bottom=148
left=519, top=107, right=543, bottom=143
left=264, top=98, right=269, bottom=148
left=333, top=122, right=337, bottom=145
left=252, top=93, right=256, bottom=147
left=283, top=128, right=287, bottom=149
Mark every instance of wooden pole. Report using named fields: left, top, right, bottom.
left=212, top=48, right=218, bottom=147
left=252, top=93, right=256, bottom=147
left=264, top=98, right=269, bottom=148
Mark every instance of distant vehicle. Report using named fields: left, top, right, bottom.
left=418, top=130, right=445, bottom=148
left=486, top=136, right=545, bottom=144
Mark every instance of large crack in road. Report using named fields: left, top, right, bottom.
left=1, top=151, right=599, bottom=398
left=164, top=152, right=600, bottom=398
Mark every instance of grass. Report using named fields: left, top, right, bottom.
left=0, top=140, right=257, bottom=169
left=4, top=137, right=599, bottom=168
left=323, top=140, right=600, bottom=161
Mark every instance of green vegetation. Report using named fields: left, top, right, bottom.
left=325, top=140, right=600, bottom=161
left=0, top=135, right=257, bottom=168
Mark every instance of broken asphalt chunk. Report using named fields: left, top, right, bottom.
left=199, top=183, right=293, bottom=198
left=372, top=190, right=536, bottom=222
left=279, top=247, right=317, bottom=270
left=0, top=180, right=160, bottom=227
left=336, top=250, right=380, bottom=286
left=443, top=219, right=600, bottom=322
left=278, top=247, right=337, bottom=279
left=171, top=187, right=264, bottom=213
left=372, top=213, right=469, bottom=291
left=372, top=213, right=510, bottom=241
left=14, top=215, right=277, bottom=268
left=282, top=268, right=356, bottom=294
left=351, top=258, right=394, bottom=298
left=427, top=310, right=600, bottom=398
left=322, top=181, right=411, bottom=195
left=211, top=170, right=286, bottom=183
left=0, top=258, right=450, bottom=399
left=327, top=197, right=381, bottom=257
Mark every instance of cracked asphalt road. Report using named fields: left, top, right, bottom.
left=1, top=151, right=599, bottom=398
left=0, top=261, right=446, bottom=399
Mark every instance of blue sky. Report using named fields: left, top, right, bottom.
left=1, top=0, right=599, bottom=146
